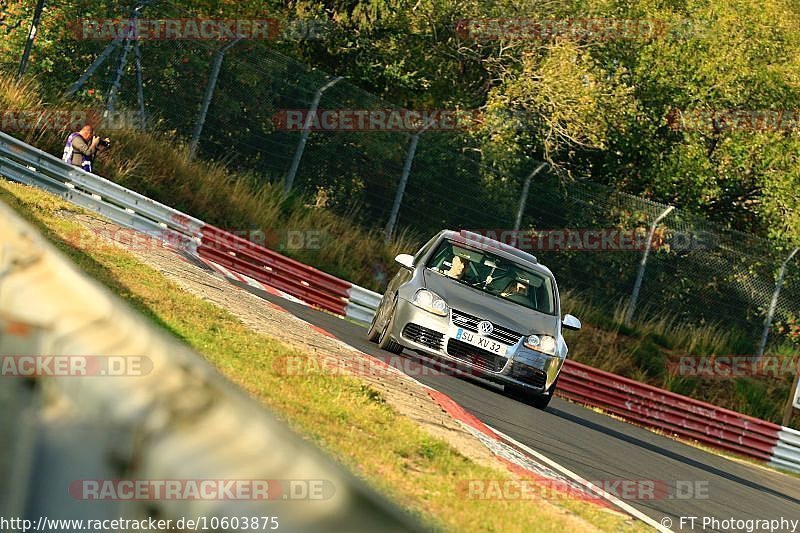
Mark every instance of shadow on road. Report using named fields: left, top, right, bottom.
left=547, top=406, right=800, bottom=506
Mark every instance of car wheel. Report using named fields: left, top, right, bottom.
left=377, top=300, right=404, bottom=354
left=510, top=378, right=557, bottom=410
left=366, top=305, right=383, bottom=343
left=528, top=389, right=554, bottom=409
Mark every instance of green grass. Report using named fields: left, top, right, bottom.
left=0, top=180, right=648, bottom=533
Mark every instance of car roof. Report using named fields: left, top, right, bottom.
left=438, top=229, right=555, bottom=278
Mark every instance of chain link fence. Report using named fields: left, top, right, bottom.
left=19, top=0, right=800, bottom=349
left=519, top=177, right=800, bottom=337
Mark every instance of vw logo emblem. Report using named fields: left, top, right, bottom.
left=477, top=321, right=494, bottom=336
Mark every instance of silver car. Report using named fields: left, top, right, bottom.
left=367, top=230, right=581, bottom=409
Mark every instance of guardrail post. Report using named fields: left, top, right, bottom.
left=188, top=38, right=242, bottom=160
left=284, top=76, right=343, bottom=193
left=625, top=205, right=674, bottom=326
left=384, top=119, right=435, bottom=241
left=757, top=247, right=798, bottom=358
left=16, top=0, right=46, bottom=80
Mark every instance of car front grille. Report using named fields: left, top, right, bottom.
left=446, top=338, right=507, bottom=372
left=509, top=362, right=547, bottom=388
left=402, top=323, right=444, bottom=351
left=451, top=309, right=523, bottom=346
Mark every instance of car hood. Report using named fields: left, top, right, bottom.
left=422, top=270, right=559, bottom=336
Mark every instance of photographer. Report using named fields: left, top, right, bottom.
left=62, top=124, right=111, bottom=173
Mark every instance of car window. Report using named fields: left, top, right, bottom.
left=426, top=240, right=555, bottom=315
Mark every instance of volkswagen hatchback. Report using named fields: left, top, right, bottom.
left=367, top=230, right=581, bottom=408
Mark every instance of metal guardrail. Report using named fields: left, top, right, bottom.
left=2, top=129, right=797, bottom=475
left=199, top=225, right=352, bottom=317
left=557, top=362, right=781, bottom=458
left=346, top=286, right=383, bottom=325
left=0, top=196, right=420, bottom=531
left=771, top=427, right=800, bottom=473
left=0, top=130, right=380, bottom=322
left=0, top=131, right=203, bottom=252
left=557, top=362, right=800, bottom=473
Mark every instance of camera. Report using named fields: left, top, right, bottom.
left=98, top=137, right=112, bottom=148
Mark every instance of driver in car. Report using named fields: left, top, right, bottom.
left=445, top=255, right=468, bottom=280
left=501, top=280, right=529, bottom=298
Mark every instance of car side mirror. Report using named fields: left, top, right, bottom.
left=562, top=314, right=581, bottom=331
left=395, top=253, right=414, bottom=270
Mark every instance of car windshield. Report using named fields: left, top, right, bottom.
left=425, top=239, right=556, bottom=315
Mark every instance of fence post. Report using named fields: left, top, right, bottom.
left=625, top=205, right=674, bottom=326
left=284, top=76, right=343, bottom=193
left=513, top=161, right=547, bottom=233
left=133, top=39, right=146, bottom=129
left=64, top=0, right=152, bottom=97
left=783, top=373, right=800, bottom=427
left=105, top=35, right=132, bottom=114
left=16, top=0, right=46, bottom=80
left=64, top=39, right=123, bottom=97
left=384, top=119, right=435, bottom=241
left=188, top=38, right=242, bottom=160
left=756, top=247, right=799, bottom=358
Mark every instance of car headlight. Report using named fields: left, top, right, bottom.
left=412, top=289, right=449, bottom=316
left=524, top=334, right=557, bottom=356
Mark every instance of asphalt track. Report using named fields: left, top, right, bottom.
left=232, top=280, right=800, bottom=531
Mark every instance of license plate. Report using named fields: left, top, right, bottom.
left=452, top=327, right=508, bottom=356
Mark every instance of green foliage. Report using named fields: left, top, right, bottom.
left=3, top=0, right=800, bottom=245
left=631, top=335, right=667, bottom=378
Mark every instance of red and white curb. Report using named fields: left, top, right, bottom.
left=422, top=389, right=669, bottom=531
left=190, top=253, right=310, bottom=306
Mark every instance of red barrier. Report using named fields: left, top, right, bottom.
left=198, top=225, right=351, bottom=316
left=557, top=360, right=781, bottom=461
left=191, top=228, right=783, bottom=463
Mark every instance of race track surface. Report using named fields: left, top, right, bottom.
left=233, top=280, right=800, bottom=531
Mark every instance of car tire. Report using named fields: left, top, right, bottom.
left=377, top=300, right=404, bottom=354
left=366, top=307, right=382, bottom=343
left=510, top=378, right=557, bottom=410
left=528, top=389, right=554, bottom=410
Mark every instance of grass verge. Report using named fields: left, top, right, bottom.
left=0, top=179, right=648, bottom=532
